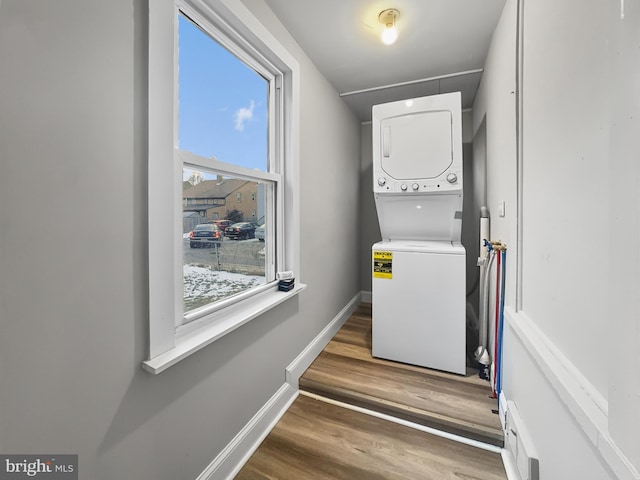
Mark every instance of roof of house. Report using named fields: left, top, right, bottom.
left=182, top=178, right=250, bottom=199
left=183, top=205, right=216, bottom=213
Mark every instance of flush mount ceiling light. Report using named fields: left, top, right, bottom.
left=379, top=8, right=400, bottom=45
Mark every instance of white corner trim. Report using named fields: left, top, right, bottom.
left=285, top=292, right=361, bottom=387
left=506, top=307, right=640, bottom=480
left=196, top=383, right=298, bottom=480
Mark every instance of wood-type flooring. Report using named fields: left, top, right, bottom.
left=300, top=303, right=503, bottom=447
left=236, top=394, right=506, bottom=480
left=237, top=303, right=506, bottom=479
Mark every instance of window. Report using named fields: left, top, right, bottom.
left=177, top=11, right=271, bottom=316
left=145, top=0, right=302, bottom=374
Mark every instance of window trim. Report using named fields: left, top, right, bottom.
left=144, top=0, right=303, bottom=374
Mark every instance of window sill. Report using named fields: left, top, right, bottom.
left=142, top=283, right=307, bottom=374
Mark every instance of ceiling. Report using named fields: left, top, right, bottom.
left=262, top=0, right=506, bottom=122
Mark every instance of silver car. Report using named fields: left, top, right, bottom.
left=254, top=224, right=265, bottom=241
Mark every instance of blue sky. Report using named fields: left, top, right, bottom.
left=178, top=14, right=268, bottom=175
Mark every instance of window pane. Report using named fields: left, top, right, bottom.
left=182, top=168, right=271, bottom=314
left=178, top=12, right=275, bottom=320
left=178, top=13, right=268, bottom=172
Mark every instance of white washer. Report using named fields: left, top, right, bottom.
left=372, top=241, right=466, bottom=375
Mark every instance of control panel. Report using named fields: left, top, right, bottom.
left=374, top=167, right=462, bottom=194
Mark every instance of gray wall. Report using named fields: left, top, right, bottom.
left=475, top=0, right=640, bottom=477
left=0, top=1, right=360, bottom=478
left=358, top=124, right=380, bottom=293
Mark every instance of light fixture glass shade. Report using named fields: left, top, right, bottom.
left=381, top=25, right=398, bottom=45
left=378, top=9, right=399, bottom=46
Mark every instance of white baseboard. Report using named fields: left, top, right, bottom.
left=361, top=290, right=372, bottom=304
left=285, top=292, right=361, bottom=387
left=195, top=383, right=298, bottom=480
left=501, top=448, right=521, bottom=480
left=506, top=307, right=640, bottom=480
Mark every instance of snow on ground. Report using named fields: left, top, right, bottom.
left=183, top=264, right=265, bottom=311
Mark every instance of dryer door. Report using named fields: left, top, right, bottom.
left=380, top=110, right=453, bottom=180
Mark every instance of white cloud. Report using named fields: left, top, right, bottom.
left=234, top=100, right=255, bottom=131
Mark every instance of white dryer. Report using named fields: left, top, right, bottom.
left=372, top=92, right=466, bottom=375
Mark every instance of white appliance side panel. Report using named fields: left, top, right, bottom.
left=372, top=247, right=466, bottom=375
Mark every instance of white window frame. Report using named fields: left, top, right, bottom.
left=144, top=0, right=303, bottom=374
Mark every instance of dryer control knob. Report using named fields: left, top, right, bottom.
left=377, top=177, right=386, bottom=186
left=412, top=183, right=419, bottom=191
left=401, top=183, right=408, bottom=191
left=446, top=173, right=458, bottom=184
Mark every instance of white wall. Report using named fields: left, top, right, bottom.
left=520, top=0, right=610, bottom=400
left=472, top=1, right=518, bottom=306
left=476, top=0, right=640, bottom=477
left=0, top=1, right=360, bottom=478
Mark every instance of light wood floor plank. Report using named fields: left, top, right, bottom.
left=237, top=303, right=506, bottom=478
left=236, top=395, right=507, bottom=480
left=299, top=305, right=503, bottom=446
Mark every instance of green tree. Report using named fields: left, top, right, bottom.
left=226, top=209, right=244, bottom=223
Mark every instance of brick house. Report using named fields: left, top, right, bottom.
left=182, top=177, right=260, bottom=232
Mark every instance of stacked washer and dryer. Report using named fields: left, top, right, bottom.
left=371, top=92, right=466, bottom=375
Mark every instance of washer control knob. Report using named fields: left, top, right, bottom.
left=400, top=183, right=408, bottom=191
left=412, top=183, right=420, bottom=191
left=377, top=177, right=386, bottom=186
left=446, top=173, right=458, bottom=184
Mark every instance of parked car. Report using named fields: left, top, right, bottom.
left=189, top=223, right=222, bottom=248
left=225, top=222, right=256, bottom=240
left=212, top=219, right=234, bottom=233
left=254, top=224, right=265, bottom=241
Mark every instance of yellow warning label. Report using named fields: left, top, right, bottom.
left=373, top=251, right=393, bottom=279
